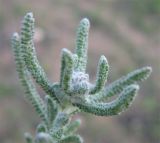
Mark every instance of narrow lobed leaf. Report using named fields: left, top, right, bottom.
left=11, top=33, right=47, bottom=122
left=72, top=84, right=139, bottom=116
left=63, top=119, right=81, bottom=136
left=58, top=135, right=83, bottom=143
left=20, top=13, right=56, bottom=101
left=21, top=12, right=34, bottom=44
left=92, top=66, right=152, bottom=101
left=50, top=112, right=69, bottom=139
left=52, top=113, right=69, bottom=130
left=89, top=55, right=109, bottom=94
left=75, top=18, right=90, bottom=72
left=61, top=48, right=74, bottom=91
left=45, top=95, right=58, bottom=126
left=72, top=54, right=78, bottom=69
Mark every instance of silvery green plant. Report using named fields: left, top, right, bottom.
left=11, top=12, right=152, bottom=143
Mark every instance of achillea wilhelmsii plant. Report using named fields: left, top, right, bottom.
left=11, top=12, right=152, bottom=143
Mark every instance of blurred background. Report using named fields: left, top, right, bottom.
left=0, top=0, right=159, bottom=143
